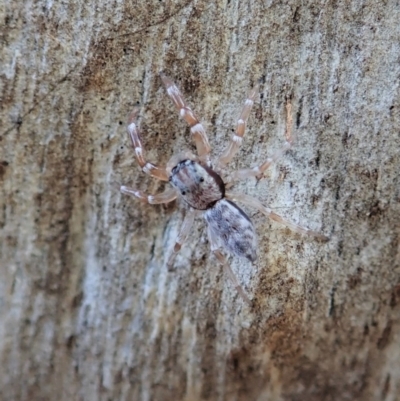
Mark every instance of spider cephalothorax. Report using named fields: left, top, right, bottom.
left=169, top=159, right=225, bottom=210
left=121, top=73, right=328, bottom=304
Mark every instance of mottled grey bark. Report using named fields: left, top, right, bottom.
left=1, top=0, right=400, bottom=400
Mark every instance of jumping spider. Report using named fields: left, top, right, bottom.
left=121, top=73, right=328, bottom=304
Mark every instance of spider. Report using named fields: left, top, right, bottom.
left=121, top=73, right=328, bottom=304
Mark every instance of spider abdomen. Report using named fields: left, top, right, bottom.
left=205, top=199, right=257, bottom=262
left=169, top=159, right=225, bottom=210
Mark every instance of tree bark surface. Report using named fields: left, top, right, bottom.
left=1, top=1, right=400, bottom=400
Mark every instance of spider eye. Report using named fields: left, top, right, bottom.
left=199, top=177, right=205, bottom=183
left=181, top=191, right=186, bottom=195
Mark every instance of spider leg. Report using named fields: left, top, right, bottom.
left=166, top=208, right=196, bottom=270
left=160, top=73, right=211, bottom=159
left=120, top=186, right=177, bottom=204
left=226, top=192, right=329, bottom=241
left=127, top=108, right=169, bottom=181
left=226, top=100, right=294, bottom=183
left=217, top=86, right=258, bottom=167
left=207, top=226, right=251, bottom=305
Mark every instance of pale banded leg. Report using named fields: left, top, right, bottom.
left=218, top=86, right=258, bottom=167
left=166, top=209, right=196, bottom=270
left=227, top=101, right=294, bottom=183
left=120, top=186, right=177, bottom=204
left=127, top=108, right=169, bottom=181
left=160, top=73, right=211, bottom=158
left=208, top=227, right=251, bottom=304
left=226, top=192, right=329, bottom=241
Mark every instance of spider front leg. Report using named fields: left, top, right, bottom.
left=217, top=85, right=258, bottom=167
left=160, top=73, right=211, bottom=159
left=166, top=209, right=196, bottom=270
left=120, top=186, right=177, bottom=204
left=207, top=227, right=251, bottom=305
left=226, top=192, right=329, bottom=241
left=227, top=100, right=294, bottom=183
left=126, top=108, right=169, bottom=181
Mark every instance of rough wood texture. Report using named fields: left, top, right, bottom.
left=1, top=1, right=400, bottom=400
